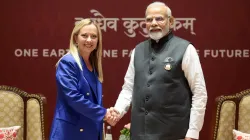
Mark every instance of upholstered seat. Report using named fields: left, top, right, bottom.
left=0, top=85, right=47, bottom=140
left=213, top=89, right=250, bottom=140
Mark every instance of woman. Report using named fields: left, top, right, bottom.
left=50, top=19, right=109, bottom=140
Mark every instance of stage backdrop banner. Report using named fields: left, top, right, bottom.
left=1, top=0, right=249, bottom=139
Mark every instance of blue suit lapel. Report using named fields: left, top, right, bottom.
left=96, top=76, right=102, bottom=105
left=79, top=55, right=100, bottom=104
left=89, top=69, right=98, bottom=102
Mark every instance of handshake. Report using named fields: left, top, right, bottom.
left=104, top=107, right=121, bottom=126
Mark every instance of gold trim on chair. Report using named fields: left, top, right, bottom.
left=0, top=85, right=47, bottom=140
left=213, top=89, right=250, bottom=140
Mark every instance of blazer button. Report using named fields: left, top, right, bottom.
left=80, top=128, right=84, bottom=132
left=86, top=93, right=90, bottom=96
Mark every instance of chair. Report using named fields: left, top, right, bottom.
left=0, top=85, right=47, bottom=140
left=213, top=89, right=250, bottom=140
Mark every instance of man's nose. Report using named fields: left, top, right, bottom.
left=151, top=18, right=157, bottom=26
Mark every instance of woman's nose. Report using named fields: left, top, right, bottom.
left=86, top=36, right=92, bottom=42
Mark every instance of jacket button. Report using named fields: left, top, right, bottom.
left=149, top=70, right=152, bottom=75
left=80, top=128, right=84, bottom=132
left=145, top=110, right=148, bottom=115
left=86, top=93, right=90, bottom=96
left=146, top=96, right=149, bottom=101
left=151, top=57, right=155, bottom=61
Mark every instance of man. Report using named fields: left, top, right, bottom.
left=109, top=2, right=207, bottom=140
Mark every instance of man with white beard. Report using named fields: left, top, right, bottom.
left=109, top=2, right=208, bottom=140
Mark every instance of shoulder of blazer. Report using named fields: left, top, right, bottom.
left=57, top=53, right=81, bottom=71
left=60, top=53, right=78, bottom=66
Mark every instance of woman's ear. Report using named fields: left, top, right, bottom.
left=74, top=34, right=78, bottom=45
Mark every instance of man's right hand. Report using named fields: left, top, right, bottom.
left=104, top=107, right=121, bottom=126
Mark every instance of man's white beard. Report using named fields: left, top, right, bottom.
left=149, top=27, right=169, bottom=41
left=149, top=31, right=163, bottom=40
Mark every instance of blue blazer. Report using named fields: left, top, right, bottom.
left=50, top=53, right=106, bottom=140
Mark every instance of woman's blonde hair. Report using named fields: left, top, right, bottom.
left=57, top=19, right=103, bottom=82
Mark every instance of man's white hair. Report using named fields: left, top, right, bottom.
left=145, top=2, right=172, bottom=17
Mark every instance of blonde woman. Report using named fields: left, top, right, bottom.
left=50, top=19, right=110, bottom=140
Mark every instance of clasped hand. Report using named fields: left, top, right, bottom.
left=104, top=107, right=121, bottom=126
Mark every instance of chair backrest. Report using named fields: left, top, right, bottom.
left=0, top=85, right=47, bottom=140
left=213, top=89, right=250, bottom=140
